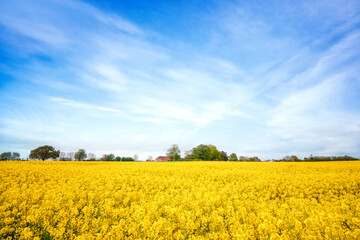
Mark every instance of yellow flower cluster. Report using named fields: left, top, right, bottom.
left=1, top=161, right=360, bottom=239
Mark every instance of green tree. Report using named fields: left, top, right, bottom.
left=115, top=156, right=121, bottom=161
left=208, top=145, right=220, bottom=160
left=29, top=145, right=60, bottom=161
left=192, top=144, right=220, bottom=160
left=192, top=144, right=211, bottom=160
left=219, top=151, right=228, bottom=161
left=229, top=153, right=238, bottom=161
left=167, top=144, right=181, bottom=161
left=248, top=156, right=260, bottom=162
left=105, top=154, right=115, bottom=161
left=0, top=152, right=12, bottom=160
left=75, top=149, right=87, bottom=161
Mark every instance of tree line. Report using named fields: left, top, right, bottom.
left=166, top=144, right=358, bottom=162
left=0, top=145, right=135, bottom=161
left=1, top=144, right=358, bottom=162
left=0, top=152, right=20, bottom=160
left=166, top=144, right=261, bottom=161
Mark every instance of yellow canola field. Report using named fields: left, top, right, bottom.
left=1, top=161, right=360, bottom=239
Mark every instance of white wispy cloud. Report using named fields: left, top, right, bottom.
left=50, top=97, right=123, bottom=114
left=0, top=0, right=359, bottom=159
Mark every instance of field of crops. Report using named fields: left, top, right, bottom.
left=1, top=161, right=360, bottom=239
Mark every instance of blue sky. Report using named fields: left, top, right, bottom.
left=1, top=0, right=360, bottom=160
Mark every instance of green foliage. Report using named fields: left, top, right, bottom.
left=29, top=145, right=60, bottom=161
left=229, top=153, right=238, bottom=161
left=192, top=144, right=220, bottom=161
left=104, top=154, right=115, bottom=161
left=0, top=152, right=20, bottom=160
left=219, top=151, right=228, bottom=161
left=303, top=155, right=358, bottom=162
left=167, top=144, right=181, bottom=161
left=334, top=155, right=358, bottom=161
left=192, top=144, right=210, bottom=160
left=0, top=152, right=12, bottom=160
left=75, top=149, right=87, bottom=161
left=105, top=155, right=134, bottom=161
left=248, top=156, right=260, bottom=162
left=208, top=145, right=220, bottom=160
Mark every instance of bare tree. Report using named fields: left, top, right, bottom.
left=88, top=153, right=96, bottom=160
left=239, top=156, right=248, bottom=161
left=66, top=152, right=75, bottom=161
left=60, top=152, right=66, bottom=161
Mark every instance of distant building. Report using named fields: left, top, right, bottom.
left=155, top=156, right=170, bottom=162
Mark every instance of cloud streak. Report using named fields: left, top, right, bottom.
left=0, top=0, right=359, bottom=160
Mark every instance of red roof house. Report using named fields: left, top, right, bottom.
left=155, top=156, right=170, bottom=162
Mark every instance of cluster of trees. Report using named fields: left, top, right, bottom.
left=303, top=155, right=358, bottom=162
left=167, top=144, right=261, bottom=161
left=191, top=144, right=222, bottom=161
left=59, top=151, right=96, bottom=161
left=26, top=145, right=135, bottom=161
left=262, top=155, right=359, bottom=162
left=0, top=152, right=20, bottom=160
left=167, top=144, right=359, bottom=162
left=271, top=155, right=300, bottom=162
left=99, top=154, right=134, bottom=161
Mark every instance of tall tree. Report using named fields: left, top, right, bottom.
left=29, top=145, right=60, bottom=161
left=75, top=149, right=87, bottom=161
left=167, top=144, right=181, bottom=161
left=192, top=144, right=221, bottom=160
left=208, top=145, right=220, bottom=160
left=0, top=152, right=12, bottom=160
left=105, top=154, right=115, bottom=161
left=191, top=145, right=208, bottom=160
left=192, top=144, right=209, bottom=160
left=229, top=153, right=238, bottom=161
left=219, top=151, right=228, bottom=161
